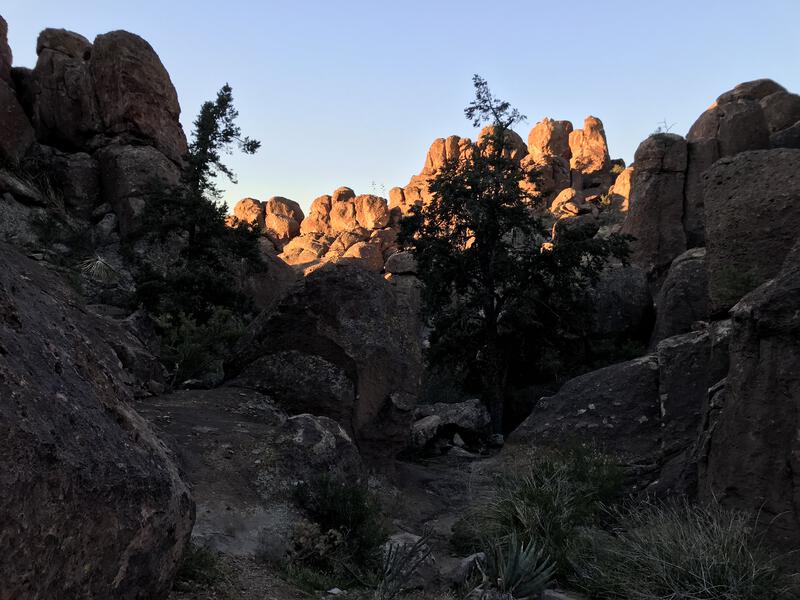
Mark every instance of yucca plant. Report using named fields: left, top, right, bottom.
left=475, top=533, right=554, bottom=600
left=79, top=255, right=120, bottom=284
left=375, top=534, right=433, bottom=600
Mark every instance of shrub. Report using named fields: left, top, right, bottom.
left=480, top=445, right=623, bottom=578
left=173, top=542, right=226, bottom=590
left=293, top=476, right=388, bottom=572
left=376, top=534, right=433, bottom=600
left=474, top=532, right=554, bottom=599
left=572, top=500, right=799, bottom=600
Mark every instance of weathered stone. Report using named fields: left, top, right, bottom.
left=760, top=91, right=800, bottom=133
left=771, top=120, right=800, bottom=150
left=415, top=398, right=491, bottom=438
left=279, top=233, right=329, bottom=266
left=342, top=240, right=385, bottom=272
left=91, top=30, right=187, bottom=163
left=263, top=196, right=303, bottom=248
left=606, top=165, right=633, bottom=213
left=331, top=186, right=355, bottom=203
left=370, top=227, right=398, bottom=257
left=703, top=149, right=800, bottom=314
left=385, top=250, right=417, bottom=275
left=621, top=133, right=688, bottom=274
left=550, top=187, right=588, bottom=217
left=507, top=356, right=661, bottom=462
left=701, top=240, right=800, bottom=550
left=569, top=116, right=610, bottom=175
left=476, top=126, right=526, bottom=161
left=228, top=264, right=422, bottom=462
left=300, top=194, right=332, bottom=235
left=135, top=388, right=361, bottom=559
left=0, top=80, right=35, bottom=163
left=97, top=144, right=182, bottom=237
left=0, top=244, right=194, bottom=599
left=716, top=78, right=786, bottom=104
left=232, top=197, right=265, bottom=230
left=521, top=154, right=570, bottom=200
left=354, top=194, right=390, bottom=229
left=329, top=198, right=358, bottom=233
left=683, top=138, right=718, bottom=248
left=527, top=117, right=573, bottom=161
left=651, top=248, right=708, bottom=345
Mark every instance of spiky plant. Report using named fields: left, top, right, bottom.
left=476, top=533, right=554, bottom=600
left=79, top=255, right=120, bottom=284
left=375, top=534, right=433, bottom=600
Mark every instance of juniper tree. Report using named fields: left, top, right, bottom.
left=401, top=76, right=629, bottom=433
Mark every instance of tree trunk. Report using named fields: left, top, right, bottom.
left=483, top=313, right=506, bottom=435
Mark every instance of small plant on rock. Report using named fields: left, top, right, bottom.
left=375, top=534, right=433, bottom=600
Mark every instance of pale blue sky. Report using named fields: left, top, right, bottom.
left=4, top=0, right=799, bottom=211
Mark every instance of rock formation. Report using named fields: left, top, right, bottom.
left=0, top=244, right=194, bottom=599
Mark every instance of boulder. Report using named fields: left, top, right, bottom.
left=342, top=240, right=385, bottom=272
left=0, top=244, right=194, bottom=599
left=703, top=149, right=800, bottom=314
left=653, top=322, right=731, bottom=494
left=621, top=133, right=688, bottom=274
left=507, top=356, right=661, bottom=462
left=606, top=165, right=633, bottom=213
left=760, top=91, right=800, bottom=133
left=354, top=194, right=390, bottom=230
left=331, top=186, right=356, bottom=203
left=300, top=194, right=332, bottom=235
left=279, top=234, right=329, bottom=266
left=477, top=126, right=526, bottom=161
left=716, top=78, right=786, bottom=104
left=521, top=154, right=570, bottom=201
left=91, top=31, right=187, bottom=163
left=771, top=120, right=800, bottom=150
left=370, top=226, right=399, bottom=257
left=569, top=116, right=610, bottom=175
left=527, top=117, right=573, bottom=161
left=414, top=399, right=491, bottom=439
left=264, top=196, right=303, bottom=248
left=232, top=197, right=265, bottom=230
left=549, top=187, right=588, bottom=218
left=97, top=144, right=182, bottom=237
left=31, top=29, right=101, bottom=150
left=423, top=135, right=467, bottom=173
left=683, top=138, right=718, bottom=248
left=328, top=229, right=368, bottom=257
left=0, top=80, right=35, bottom=163
left=701, top=240, right=800, bottom=550
left=0, top=15, right=11, bottom=84
left=385, top=250, right=417, bottom=275
left=135, top=388, right=362, bottom=559
left=651, top=248, right=708, bottom=345
left=329, top=198, right=358, bottom=232
left=228, top=263, right=422, bottom=462
left=48, top=150, right=100, bottom=214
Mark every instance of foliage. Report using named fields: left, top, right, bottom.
left=376, top=534, right=433, bottom=600
left=173, top=543, right=226, bottom=590
left=609, top=162, right=626, bottom=176
left=293, top=476, right=389, bottom=572
left=572, top=500, right=800, bottom=600
left=475, top=532, right=554, bottom=599
left=131, top=84, right=262, bottom=384
left=399, top=75, right=630, bottom=431
left=156, top=307, right=245, bottom=384
left=280, top=561, right=343, bottom=595
left=480, top=445, right=623, bottom=578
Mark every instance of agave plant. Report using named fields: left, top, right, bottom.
left=375, top=534, right=433, bottom=600
left=476, top=533, right=554, bottom=600
left=79, top=255, right=120, bottom=284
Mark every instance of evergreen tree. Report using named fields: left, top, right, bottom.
left=401, top=76, right=629, bottom=433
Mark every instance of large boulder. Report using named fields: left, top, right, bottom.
left=651, top=248, right=709, bottom=345
left=263, top=196, right=303, bottom=248
left=589, top=263, right=652, bottom=340
left=507, top=356, right=661, bottom=462
left=300, top=194, right=332, bottom=235
left=0, top=79, right=35, bottom=163
left=621, top=133, right=688, bottom=274
left=701, top=240, right=800, bottom=550
left=703, top=148, right=800, bottom=315
left=527, top=117, right=572, bottom=162
left=135, top=388, right=362, bottom=559
left=96, top=144, right=182, bottom=237
left=232, top=197, right=265, bottom=230
left=760, top=90, right=800, bottom=134
left=228, top=263, right=422, bottom=462
left=354, top=194, right=390, bottom=229
left=91, top=31, right=187, bottom=163
left=0, top=244, right=194, bottom=598
left=31, top=29, right=101, bottom=149
left=568, top=116, right=610, bottom=175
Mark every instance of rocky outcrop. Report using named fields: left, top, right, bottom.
left=0, top=15, right=10, bottom=83
left=0, top=78, right=35, bottom=163
left=528, top=117, right=572, bottom=162
left=589, top=263, right=652, bottom=341
left=651, top=248, right=709, bottom=345
left=135, top=388, right=362, bottom=559
left=0, top=244, right=193, bottom=599
left=701, top=240, right=800, bottom=549
left=569, top=116, right=610, bottom=179
left=703, top=148, right=800, bottom=315
left=411, top=399, right=491, bottom=450
left=508, top=356, right=661, bottom=462
left=621, top=133, right=688, bottom=274
left=228, top=263, right=422, bottom=462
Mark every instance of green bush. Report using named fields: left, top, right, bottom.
left=480, top=445, right=623, bottom=578
left=292, top=476, right=389, bottom=572
left=174, top=542, right=226, bottom=590
left=572, top=500, right=799, bottom=600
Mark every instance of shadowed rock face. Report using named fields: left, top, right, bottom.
left=0, top=244, right=194, bottom=599
left=703, top=148, right=800, bottom=315
left=0, top=15, right=11, bottom=83
left=701, top=240, right=800, bottom=550
left=227, top=263, right=422, bottom=462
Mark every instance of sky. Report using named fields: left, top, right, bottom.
left=4, top=0, right=800, bottom=212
